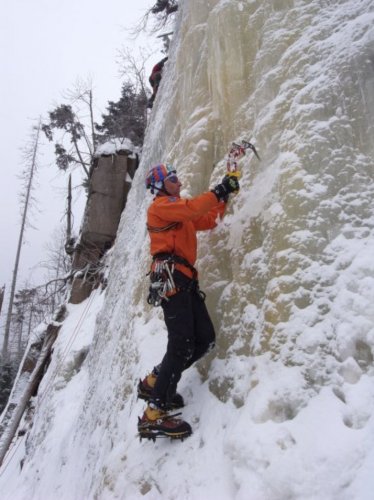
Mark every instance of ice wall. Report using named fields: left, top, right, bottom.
left=144, top=0, right=374, bottom=408
left=2, top=0, right=374, bottom=499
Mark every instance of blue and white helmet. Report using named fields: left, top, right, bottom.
left=145, top=163, right=176, bottom=193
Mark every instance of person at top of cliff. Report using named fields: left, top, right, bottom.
left=137, top=163, right=240, bottom=440
left=147, top=56, right=168, bottom=109
left=151, top=0, right=178, bottom=15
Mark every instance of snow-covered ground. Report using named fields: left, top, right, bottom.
left=1, top=0, right=374, bottom=498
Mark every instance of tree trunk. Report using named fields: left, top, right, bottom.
left=2, top=121, right=41, bottom=361
left=67, top=174, right=72, bottom=243
left=72, top=136, right=89, bottom=177
left=16, top=319, right=24, bottom=362
left=51, top=245, right=63, bottom=314
left=26, top=299, right=34, bottom=348
left=0, top=286, right=4, bottom=317
left=89, top=90, right=96, bottom=155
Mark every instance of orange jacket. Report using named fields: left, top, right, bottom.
left=147, top=191, right=225, bottom=278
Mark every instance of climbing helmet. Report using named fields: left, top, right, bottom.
left=145, top=163, right=176, bottom=193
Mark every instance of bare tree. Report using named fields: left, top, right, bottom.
left=63, top=77, right=98, bottom=158
left=95, top=50, right=150, bottom=147
left=38, top=225, right=72, bottom=312
left=13, top=297, right=25, bottom=361
left=12, top=287, right=44, bottom=361
left=2, top=121, right=42, bottom=361
left=117, top=46, right=152, bottom=98
left=130, top=1, right=178, bottom=36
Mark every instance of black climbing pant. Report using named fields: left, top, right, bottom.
left=151, top=274, right=215, bottom=407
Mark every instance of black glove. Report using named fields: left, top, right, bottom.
left=211, top=174, right=240, bottom=202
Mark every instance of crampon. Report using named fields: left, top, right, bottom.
left=137, top=411, right=192, bottom=442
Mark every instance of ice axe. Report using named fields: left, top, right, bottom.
left=226, top=139, right=261, bottom=179
left=241, top=140, right=261, bottom=161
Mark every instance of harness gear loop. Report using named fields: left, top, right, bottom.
left=152, top=253, right=198, bottom=280
left=146, top=253, right=203, bottom=307
left=147, top=259, right=176, bottom=307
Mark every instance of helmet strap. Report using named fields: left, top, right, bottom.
left=152, top=182, right=171, bottom=196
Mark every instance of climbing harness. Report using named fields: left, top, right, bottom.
left=152, top=252, right=198, bottom=279
left=147, top=253, right=201, bottom=307
left=147, top=258, right=176, bottom=307
left=146, top=222, right=180, bottom=233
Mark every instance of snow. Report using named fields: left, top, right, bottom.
left=95, top=138, right=140, bottom=158
left=1, top=0, right=374, bottom=498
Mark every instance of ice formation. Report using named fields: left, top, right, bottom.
left=1, top=0, right=374, bottom=498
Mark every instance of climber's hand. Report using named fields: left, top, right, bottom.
left=211, top=174, right=240, bottom=202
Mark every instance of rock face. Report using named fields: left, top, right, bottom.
left=70, top=150, right=138, bottom=304
left=82, top=151, right=138, bottom=247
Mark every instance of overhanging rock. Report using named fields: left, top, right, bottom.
left=70, top=149, right=138, bottom=304
left=82, top=150, right=138, bottom=246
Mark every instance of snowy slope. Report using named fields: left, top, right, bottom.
left=2, top=0, right=374, bottom=498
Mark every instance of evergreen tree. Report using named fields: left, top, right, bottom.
left=151, top=0, right=178, bottom=15
left=42, top=104, right=90, bottom=178
left=96, top=82, right=147, bottom=146
left=42, top=81, right=98, bottom=180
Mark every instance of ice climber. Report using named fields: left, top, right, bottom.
left=147, top=56, right=168, bottom=109
left=137, top=163, right=240, bottom=440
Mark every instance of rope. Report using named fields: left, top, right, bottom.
left=0, top=289, right=98, bottom=477
left=38, top=288, right=97, bottom=406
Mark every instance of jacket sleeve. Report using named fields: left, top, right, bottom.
left=151, top=192, right=221, bottom=222
left=192, top=202, right=226, bottom=230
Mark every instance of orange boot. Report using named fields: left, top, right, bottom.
left=138, top=404, right=192, bottom=441
left=137, top=370, right=184, bottom=410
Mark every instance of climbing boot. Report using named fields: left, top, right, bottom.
left=138, top=404, right=192, bottom=441
left=137, top=372, right=184, bottom=410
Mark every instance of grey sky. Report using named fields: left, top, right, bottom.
left=0, top=1, right=162, bottom=306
